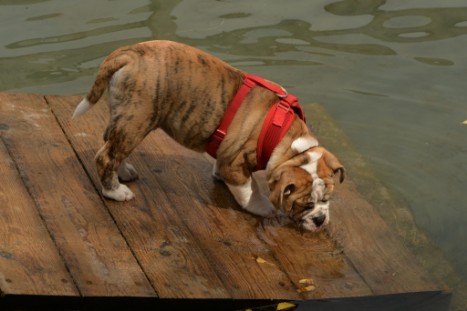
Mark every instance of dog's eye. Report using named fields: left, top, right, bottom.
left=305, top=202, right=315, bottom=210
left=283, top=184, right=295, bottom=196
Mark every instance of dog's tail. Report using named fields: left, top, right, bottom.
left=72, top=48, right=132, bottom=119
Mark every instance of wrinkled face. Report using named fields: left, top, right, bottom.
left=268, top=147, right=344, bottom=231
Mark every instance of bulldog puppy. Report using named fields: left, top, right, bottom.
left=72, top=40, right=345, bottom=231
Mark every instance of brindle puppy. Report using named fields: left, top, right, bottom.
left=73, top=40, right=344, bottom=231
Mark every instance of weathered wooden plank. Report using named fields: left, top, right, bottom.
left=142, top=130, right=372, bottom=299
left=0, top=93, right=155, bottom=297
left=47, top=93, right=444, bottom=300
left=49, top=95, right=373, bottom=300
left=47, top=95, right=233, bottom=299
left=329, top=181, right=440, bottom=294
left=0, top=91, right=448, bottom=307
left=134, top=144, right=303, bottom=299
left=0, top=140, right=78, bottom=297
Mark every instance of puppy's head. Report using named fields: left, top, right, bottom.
left=268, top=147, right=345, bottom=231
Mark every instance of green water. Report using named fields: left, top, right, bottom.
left=1, top=0, right=466, bottom=309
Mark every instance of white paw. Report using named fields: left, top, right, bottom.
left=118, top=162, right=138, bottom=182
left=226, top=179, right=253, bottom=208
left=247, top=193, right=275, bottom=217
left=102, top=184, right=135, bottom=201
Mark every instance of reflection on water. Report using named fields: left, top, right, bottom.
left=2, top=1, right=467, bottom=91
left=1, top=0, right=467, bottom=309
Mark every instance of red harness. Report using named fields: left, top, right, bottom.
left=205, top=73, right=306, bottom=171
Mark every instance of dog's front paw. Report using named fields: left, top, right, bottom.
left=118, top=162, right=139, bottom=182
left=102, top=184, right=135, bottom=201
left=256, top=206, right=276, bottom=218
left=245, top=193, right=275, bottom=218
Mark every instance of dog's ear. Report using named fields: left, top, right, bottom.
left=320, top=149, right=345, bottom=183
left=268, top=168, right=297, bottom=212
left=268, top=166, right=313, bottom=213
left=315, top=148, right=345, bottom=201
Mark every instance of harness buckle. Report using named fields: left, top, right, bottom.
left=212, top=129, right=226, bottom=144
left=272, top=101, right=291, bottom=127
left=206, top=128, right=226, bottom=157
left=276, top=86, right=288, bottom=99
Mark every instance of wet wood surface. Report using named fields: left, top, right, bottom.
left=0, top=93, right=449, bottom=309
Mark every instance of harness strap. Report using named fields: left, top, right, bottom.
left=255, top=94, right=301, bottom=170
left=205, top=73, right=306, bottom=171
left=205, top=75, right=256, bottom=158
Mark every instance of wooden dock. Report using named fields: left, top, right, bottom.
left=0, top=93, right=450, bottom=310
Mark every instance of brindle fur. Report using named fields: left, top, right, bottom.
left=85, top=41, right=284, bottom=192
left=75, top=40, right=344, bottom=230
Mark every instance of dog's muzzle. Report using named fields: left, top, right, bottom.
left=295, top=201, right=330, bottom=232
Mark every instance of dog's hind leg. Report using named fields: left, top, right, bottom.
left=96, top=112, right=151, bottom=201
left=95, top=144, right=135, bottom=201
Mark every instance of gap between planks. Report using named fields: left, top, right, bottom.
left=0, top=93, right=156, bottom=298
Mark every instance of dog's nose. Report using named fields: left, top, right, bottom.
left=312, top=215, right=326, bottom=227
